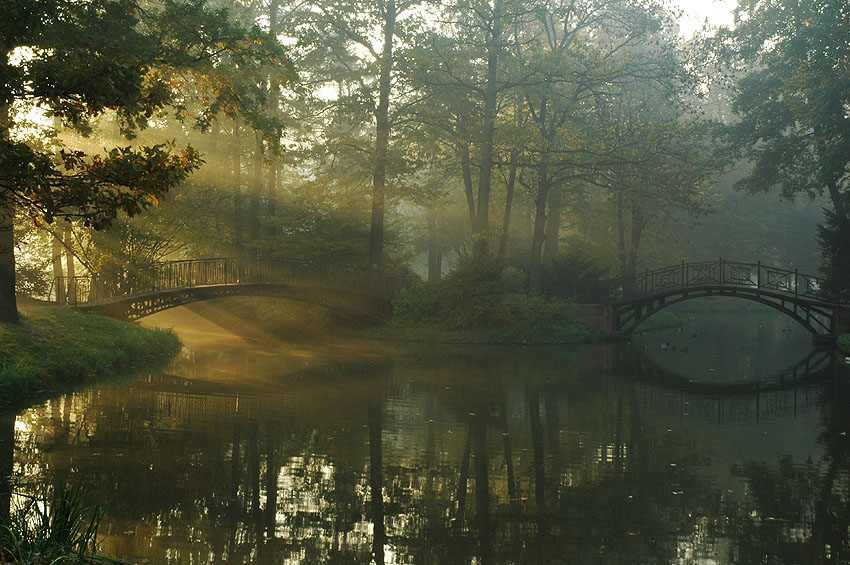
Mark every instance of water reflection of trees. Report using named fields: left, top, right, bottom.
left=3, top=345, right=848, bottom=563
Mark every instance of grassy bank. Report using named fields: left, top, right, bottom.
left=0, top=309, right=181, bottom=407
left=839, top=334, right=850, bottom=354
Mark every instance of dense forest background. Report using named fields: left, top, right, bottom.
left=4, top=0, right=847, bottom=310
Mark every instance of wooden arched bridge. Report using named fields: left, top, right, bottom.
left=602, top=259, right=849, bottom=344
left=51, top=257, right=412, bottom=321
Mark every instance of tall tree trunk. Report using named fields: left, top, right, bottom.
left=232, top=128, right=244, bottom=253
left=428, top=210, right=441, bottom=283
left=369, top=0, right=396, bottom=270
left=616, top=192, right=628, bottom=277
left=249, top=136, right=263, bottom=246
left=459, top=142, right=476, bottom=230
left=52, top=232, right=65, bottom=303
left=63, top=222, right=76, bottom=302
left=473, top=0, right=504, bottom=258
left=266, top=165, right=277, bottom=239
left=266, top=0, right=280, bottom=240
left=542, top=184, right=562, bottom=262
left=0, top=100, right=17, bottom=322
left=626, top=201, right=644, bottom=278
left=529, top=94, right=556, bottom=294
left=497, top=149, right=518, bottom=261
left=528, top=168, right=551, bottom=295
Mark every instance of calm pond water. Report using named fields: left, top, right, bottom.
left=3, top=305, right=850, bottom=564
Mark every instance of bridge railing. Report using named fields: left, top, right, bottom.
left=609, top=259, right=842, bottom=303
left=50, top=257, right=413, bottom=305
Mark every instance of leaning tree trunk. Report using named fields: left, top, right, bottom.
left=0, top=197, right=18, bottom=323
left=826, top=178, right=850, bottom=228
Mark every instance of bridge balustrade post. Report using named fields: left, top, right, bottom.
left=719, top=257, right=723, bottom=285
left=757, top=261, right=761, bottom=290
left=681, top=260, right=686, bottom=288
left=794, top=269, right=798, bottom=297
left=644, top=266, right=648, bottom=295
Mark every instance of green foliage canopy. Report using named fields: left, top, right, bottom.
left=719, top=0, right=850, bottom=219
left=1, top=0, right=292, bottom=227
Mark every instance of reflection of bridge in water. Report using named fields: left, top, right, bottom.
left=616, top=347, right=838, bottom=424
left=51, top=257, right=412, bottom=321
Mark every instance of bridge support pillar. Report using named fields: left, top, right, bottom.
left=577, top=304, right=615, bottom=335
left=812, top=306, right=850, bottom=349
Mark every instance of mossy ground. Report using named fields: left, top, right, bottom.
left=0, top=308, right=181, bottom=408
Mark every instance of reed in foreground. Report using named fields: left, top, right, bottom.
left=0, top=483, right=120, bottom=564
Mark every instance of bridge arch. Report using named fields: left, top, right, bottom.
left=617, top=288, right=828, bottom=336
left=54, top=257, right=410, bottom=322
left=79, top=283, right=393, bottom=321
left=608, top=260, right=846, bottom=343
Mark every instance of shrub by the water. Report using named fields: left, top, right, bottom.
left=502, top=295, right=576, bottom=326
left=541, top=250, right=610, bottom=302
left=438, top=256, right=507, bottom=329
left=384, top=257, right=599, bottom=343
left=393, top=256, right=507, bottom=329
left=392, top=280, right=441, bottom=324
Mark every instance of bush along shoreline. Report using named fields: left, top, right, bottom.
left=363, top=257, right=602, bottom=345
left=839, top=334, right=850, bottom=355
left=0, top=309, right=181, bottom=408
